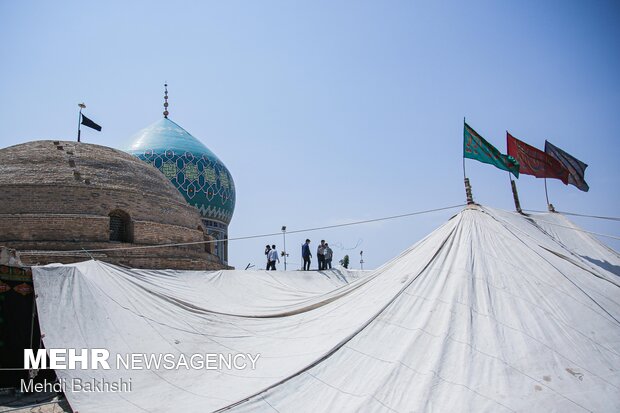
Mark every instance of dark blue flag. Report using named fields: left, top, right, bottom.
left=544, top=140, right=589, bottom=192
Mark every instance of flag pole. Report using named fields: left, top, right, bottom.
left=462, top=118, right=467, bottom=180
left=506, top=130, right=522, bottom=213
left=77, top=103, right=86, bottom=142
left=508, top=172, right=522, bottom=213
left=463, top=160, right=474, bottom=205
left=544, top=177, right=555, bottom=212
left=463, top=117, right=473, bottom=204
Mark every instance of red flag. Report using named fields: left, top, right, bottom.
left=507, top=133, right=569, bottom=184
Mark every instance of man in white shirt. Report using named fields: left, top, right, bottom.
left=317, top=240, right=326, bottom=270
left=267, top=244, right=280, bottom=270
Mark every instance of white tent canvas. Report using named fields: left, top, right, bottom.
left=32, top=206, right=620, bottom=412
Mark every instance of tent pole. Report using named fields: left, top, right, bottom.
left=544, top=178, right=554, bottom=211
left=463, top=159, right=474, bottom=205
left=462, top=118, right=473, bottom=204
left=509, top=173, right=522, bottom=213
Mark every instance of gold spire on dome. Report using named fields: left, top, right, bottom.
left=163, top=83, right=169, bottom=118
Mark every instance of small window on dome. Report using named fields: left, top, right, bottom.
left=109, top=210, right=131, bottom=242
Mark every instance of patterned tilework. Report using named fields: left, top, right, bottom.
left=127, top=118, right=236, bottom=225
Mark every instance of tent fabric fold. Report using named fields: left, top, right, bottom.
left=33, top=206, right=620, bottom=412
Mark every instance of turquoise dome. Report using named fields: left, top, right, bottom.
left=126, top=118, right=235, bottom=225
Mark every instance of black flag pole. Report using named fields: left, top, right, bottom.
left=77, top=103, right=86, bottom=142
left=77, top=103, right=102, bottom=141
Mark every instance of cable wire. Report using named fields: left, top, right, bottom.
left=524, top=217, right=620, bottom=241
left=523, top=209, right=620, bottom=222
left=33, top=204, right=466, bottom=254
left=23, top=204, right=618, bottom=256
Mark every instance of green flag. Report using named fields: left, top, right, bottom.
left=464, top=122, right=519, bottom=177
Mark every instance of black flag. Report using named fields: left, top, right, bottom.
left=544, top=140, right=589, bottom=192
left=81, top=114, right=102, bottom=131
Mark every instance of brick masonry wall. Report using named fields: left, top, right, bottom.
left=0, top=214, right=109, bottom=242
left=0, top=141, right=229, bottom=270
left=0, top=185, right=202, bottom=229
left=3, top=241, right=226, bottom=270
left=0, top=215, right=204, bottom=244
left=16, top=253, right=226, bottom=271
left=132, top=220, right=202, bottom=244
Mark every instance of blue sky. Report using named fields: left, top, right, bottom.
left=1, top=1, right=618, bottom=269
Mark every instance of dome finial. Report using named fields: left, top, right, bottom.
left=163, top=83, right=169, bottom=118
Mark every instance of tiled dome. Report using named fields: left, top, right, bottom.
left=126, top=118, right=236, bottom=225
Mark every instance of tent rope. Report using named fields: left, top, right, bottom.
left=33, top=204, right=466, bottom=254
left=523, top=209, right=620, bottom=222
left=522, top=217, right=620, bottom=241
left=21, top=204, right=619, bottom=256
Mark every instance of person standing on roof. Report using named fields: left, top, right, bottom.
left=317, top=240, right=326, bottom=270
left=264, top=245, right=271, bottom=270
left=301, top=239, right=312, bottom=271
left=267, top=244, right=280, bottom=270
left=324, top=243, right=333, bottom=269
